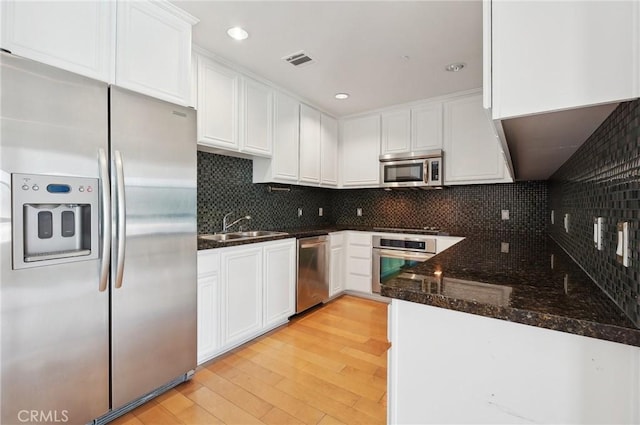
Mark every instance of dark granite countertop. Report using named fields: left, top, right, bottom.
left=197, top=226, right=338, bottom=250
left=197, top=225, right=451, bottom=250
left=381, top=233, right=640, bottom=347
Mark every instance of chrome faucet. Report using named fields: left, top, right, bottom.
left=222, top=212, right=252, bottom=233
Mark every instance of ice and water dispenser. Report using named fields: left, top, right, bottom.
left=12, top=173, right=99, bottom=269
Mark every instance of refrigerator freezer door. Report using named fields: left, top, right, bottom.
left=109, top=87, right=197, bottom=409
left=0, top=53, right=110, bottom=424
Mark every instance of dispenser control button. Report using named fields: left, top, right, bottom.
left=22, top=184, right=29, bottom=191
left=78, top=186, right=84, bottom=192
left=32, top=185, right=39, bottom=191
left=87, top=186, right=93, bottom=193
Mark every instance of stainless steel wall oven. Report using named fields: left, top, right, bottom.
left=372, top=235, right=437, bottom=293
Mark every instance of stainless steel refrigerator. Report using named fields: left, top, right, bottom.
left=0, top=52, right=197, bottom=425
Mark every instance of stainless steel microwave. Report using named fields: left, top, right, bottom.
left=379, top=150, right=443, bottom=188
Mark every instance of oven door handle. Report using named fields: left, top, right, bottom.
left=375, top=249, right=434, bottom=261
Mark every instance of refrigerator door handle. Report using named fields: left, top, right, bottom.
left=98, top=149, right=111, bottom=292
left=114, top=150, right=126, bottom=289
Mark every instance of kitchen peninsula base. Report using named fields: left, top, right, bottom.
left=388, top=299, right=640, bottom=424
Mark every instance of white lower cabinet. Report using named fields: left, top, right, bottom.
left=329, top=232, right=345, bottom=297
left=196, top=250, right=220, bottom=364
left=344, top=231, right=373, bottom=294
left=388, top=299, right=640, bottom=424
left=263, top=240, right=297, bottom=328
left=220, top=245, right=263, bottom=348
left=197, top=238, right=296, bottom=365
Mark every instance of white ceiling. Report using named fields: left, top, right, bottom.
left=175, top=1, right=483, bottom=117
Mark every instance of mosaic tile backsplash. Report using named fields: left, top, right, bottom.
left=549, top=99, right=640, bottom=327
left=331, top=182, right=548, bottom=234
left=198, top=150, right=548, bottom=236
left=198, top=151, right=333, bottom=233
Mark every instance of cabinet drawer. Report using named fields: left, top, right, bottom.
left=345, top=274, right=372, bottom=293
left=197, top=250, right=220, bottom=275
left=349, top=232, right=372, bottom=246
left=348, top=258, right=371, bottom=277
left=329, top=232, right=345, bottom=247
left=348, top=245, right=371, bottom=259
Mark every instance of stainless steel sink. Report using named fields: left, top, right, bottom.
left=198, top=230, right=288, bottom=243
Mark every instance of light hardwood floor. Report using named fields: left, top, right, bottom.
left=111, top=295, right=390, bottom=425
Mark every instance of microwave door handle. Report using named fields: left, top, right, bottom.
left=98, top=149, right=111, bottom=292
left=424, top=161, right=430, bottom=184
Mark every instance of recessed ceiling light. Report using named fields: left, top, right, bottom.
left=445, top=62, right=466, bottom=72
left=227, top=27, right=249, bottom=41
left=335, top=93, right=349, bottom=100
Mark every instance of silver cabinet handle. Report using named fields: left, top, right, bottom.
left=98, top=149, right=111, bottom=292
left=114, top=150, right=126, bottom=289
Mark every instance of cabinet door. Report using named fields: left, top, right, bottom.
left=299, top=104, right=322, bottom=184
left=115, top=0, right=195, bottom=106
left=411, top=102, right=443, bottom=151
left=1, top=1, right=114, bottom=82
left=271, top=92, right=300, bottom=181
left=197, top=273, right=219, bottom=364
left=197, top=58, right=240, bottom=149
left=263, top=240, right=296, bottom=328
left=443, top=95, right=510, bottom=184
left=329, top=245, right=345, bottom=297
left=381, top=110, right=411, bottom=154
left=491, top=1, right=639, bottom=119
left=341, top=115, right=381, bottom=187
left=220, top=246, right=262, bottom=348
left=320, top=114, right=339, bottom=186
left=241, top=77, right=273, bottom=157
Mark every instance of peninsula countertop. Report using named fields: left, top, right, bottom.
left=381, top=232, right=640, bottom=347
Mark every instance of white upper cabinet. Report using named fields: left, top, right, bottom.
left=443, top=94, right=511, bottom=185
left=0, top=1, right=115, bottom=82
left=381, top=109, right=411, bottom=154
left=241, top=77, right=274, bottom=157
left=340, top=115, right=381, bottom=187
left=411, top=102, right=443, bottom=151
left=1, top=0, right=197, bottom=105
left=253, top=92, right=300, bottom=183
left=197, top=57, right=240, bottom=150
left=380, top=103, right=443, bottom=156
left=299, top=104, right=322, bottom=184
left=320, top=114, right=339, bottom=186
left=489, top=0, right=640, bottom=119
left=196, top=55, right=275, bottom=157
left=115, top=0, right=196, bottom=106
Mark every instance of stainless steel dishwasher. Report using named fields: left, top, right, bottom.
left=297, top=235, right=329, bottom=313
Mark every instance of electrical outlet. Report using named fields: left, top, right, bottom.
left=593, top=217, right=603, bottom=250
left=297, top=208, right=303, bottom=217
left=356, top=208, right=363, bottom=217
left=616, top=221, right=630, bottom=267
left=501, top=210, right=509, bottom=220
left=500, top=242, right=509, bottom=253
left=318, top=207, right=323, bottom=217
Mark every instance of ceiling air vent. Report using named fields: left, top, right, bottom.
left=283, top=51, right=315, bottom=67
